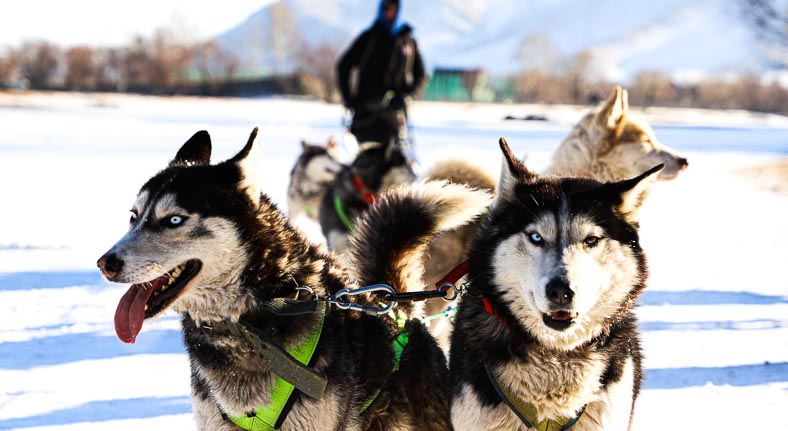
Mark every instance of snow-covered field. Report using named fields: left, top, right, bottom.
left=0, top=92, right=786, bottom=430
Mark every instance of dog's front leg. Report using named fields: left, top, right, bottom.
left=192, top=393, right=244, bottom=431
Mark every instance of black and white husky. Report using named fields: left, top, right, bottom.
left=286, top=137, right=343, bottom=222
left=354, top=137, right=661, bottom=430
left=448, top=139, right=660, bottom=430
left=319, top=140, right=418, bottom=253
left=96, top=128, right=485, bottom=430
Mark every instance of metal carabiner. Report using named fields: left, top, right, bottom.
left=332, top=284, right=397, bottom=316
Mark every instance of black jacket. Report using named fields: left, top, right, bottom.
left=337, top=21, right=425, bottom=112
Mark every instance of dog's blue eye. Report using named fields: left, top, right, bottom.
left=527, top=232, right=544, bottom=245
left=167, top=215, right=186, bottom=227
left=129, top=211, right=138, bottom=223
left=584, top=236, right=600, bottom=247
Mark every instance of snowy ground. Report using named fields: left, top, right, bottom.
left=0, top=92, right=786, bottom=430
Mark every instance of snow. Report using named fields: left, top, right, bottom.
left=0, top=91, right=786, bottom=430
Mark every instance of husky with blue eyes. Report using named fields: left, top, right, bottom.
left=446, top=138, right=660, bottom=430
left=96, top=128, right=485, bottom=431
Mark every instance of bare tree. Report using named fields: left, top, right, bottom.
left=738, top=0, right=788, bottom=66
left=193, top=41, right=239, bottom=83
left=0, top=49, right=18, bottom=88
left=269, top=3, right=302, bottom=74
left=517, top=32, right=561, bottom=74
left=296, top=41, right=342, bottom=101
left=18, top=41, right=61, bottom=89
left=631, top=71, right=678, bottom=106
left=65, top=46, right=96, bottom=90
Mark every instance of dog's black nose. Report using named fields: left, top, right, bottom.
left=97, top=253, right=123, bottom=279
left=678, top=157, right=689, bottom=169
left=546, top=278, right=573, bottom=306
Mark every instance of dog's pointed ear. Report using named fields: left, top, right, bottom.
left=300, top=139, right=309, bottom=151
left=230, top=127, right=264, bottom=206
left=605, top=164, right=663, bottom=225
left=496, top=137, right=535, bottom=203
left=598, top=85, right=628, bottom=132
left=170, top=130, right=211, bottom=167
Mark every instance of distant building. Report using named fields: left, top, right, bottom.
left=424, top=68, right=514, bottom=103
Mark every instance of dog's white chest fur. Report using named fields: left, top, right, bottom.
left=452, top=354, right=636, bottom=431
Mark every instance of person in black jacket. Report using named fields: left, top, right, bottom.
left=337, top=0, right=425, bottom=145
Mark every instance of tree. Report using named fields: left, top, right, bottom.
left=269, top=3, right=302, bottom=74
left=193, top=41, right=239, bottom=84
left=65, top=46, right=96, bottom=90
left=0, top=49, right=18, bottom=88
left=296, top=41, right=342, bottom=101
left=18, top=41, right=60, bottom=89
left=631, top=71, right=678, bottom=107
left=738, top=0, right=788, bottom=66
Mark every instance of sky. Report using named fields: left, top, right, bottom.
left=0, top=0, right=274, bottom=49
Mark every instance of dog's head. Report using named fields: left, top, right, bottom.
left=98, top=128, right=267, bottom=343
left=292, top=136, right=343, bottom=185
left=352, top=139, right=418, bottom=191
left=478, top=138, right=660, bottom=350
left=585, top=86, right=688, bottom=180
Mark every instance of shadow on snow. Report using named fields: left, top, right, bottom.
left=0, top=329, right=185, bottom=369
left=643, top=362, right=788, bottom=389
left=640, top=290, right=787, bottom=306
left=0, top=271, right=110, bottom=291
left=0, top=396, right=191, bottom=430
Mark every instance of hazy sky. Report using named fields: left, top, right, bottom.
left=0, top=0, right=274, bottom=48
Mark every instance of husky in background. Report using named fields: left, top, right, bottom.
left=319, top=140, right=419, bottom=254
left=449, top=138, right=659, bottom=430
left=97, top=128, right=483, bottom=430
left=550, top=86, right=687, bottom=181
left=286, top=137, right=344, bottom=222
left=422, top=86, right=687, bottom=338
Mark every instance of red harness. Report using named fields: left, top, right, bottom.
left=435, top=259, right=507, bottom=325
left=352, top=173, right=376, bottom=204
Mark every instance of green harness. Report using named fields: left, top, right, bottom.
left=484, top=364, right=584, bottom=431
left=224, top=302, right=410, bottom=431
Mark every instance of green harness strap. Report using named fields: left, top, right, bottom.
left=484, top=364, right=584, bottom=431
left=358, top=314, right=410, bottom=414
left=333, top=195, right=356, bottom=231
left=227, top=304, right=327, bottom=431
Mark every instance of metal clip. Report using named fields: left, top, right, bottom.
left=439, top=281, right=469, bottom=302
left=331, top=284, right=397, bottom=316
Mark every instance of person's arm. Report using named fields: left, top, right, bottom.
left=408, top=40, right=425, bottom=96
left=337, top=31, right=369, bottom=109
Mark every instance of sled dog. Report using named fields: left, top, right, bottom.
left=448, top=138, right=659, bottom=430
left=97, top=128, right=482, bottom=430
left=422, top=86, right=687, bottom=335
left=286, top=137, right=343, bottom=222
left=319, top=139, right=418, bottom=254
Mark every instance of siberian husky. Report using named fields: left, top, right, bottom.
left=448, top=138, right=659, bottom=430
left=286, top=137, right=344, bottom=222
left=319, top=139, right=418, bottom=254
left=97, top=128, right=484, bottom=430
left=422, top=86, right=687, bottom=334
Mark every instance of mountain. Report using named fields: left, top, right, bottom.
left=216, top=0, right=783, bottom=83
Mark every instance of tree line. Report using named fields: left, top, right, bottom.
left=1, top=23, right=785, bottom=114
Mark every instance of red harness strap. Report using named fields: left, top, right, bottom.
left=352, top=173, right=376, bottom=204
left=434, top=260, right=469, bottom=290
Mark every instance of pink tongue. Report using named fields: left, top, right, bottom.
left=114, top=276, right=166, bottom=343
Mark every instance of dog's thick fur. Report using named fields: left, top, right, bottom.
left=319, top=140, right=418, bottom=254
left=447, top=139, right=658, bottom=430
left=286, top=137, right=343, bottom=222
left=550, top=86, right=687, bottom=181
left=97, top=128, right=485, bottom=430
left=422, top=86, right=687, bottom=334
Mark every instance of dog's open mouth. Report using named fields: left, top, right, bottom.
left=114, top=259, right=201, bottom=344
left=543, top=311, right=577, bottom=331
